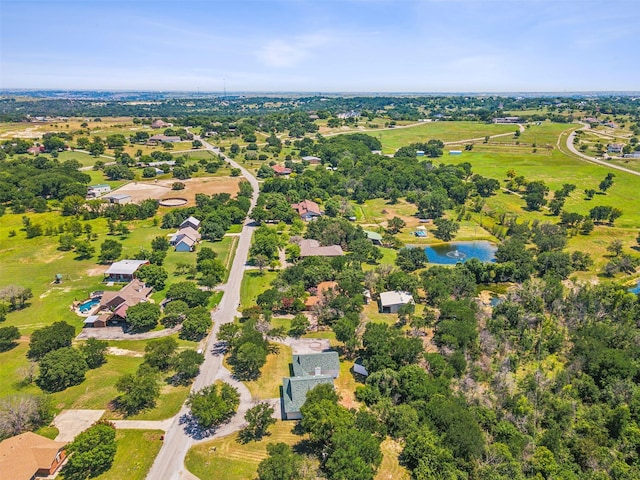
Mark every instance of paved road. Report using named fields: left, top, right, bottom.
left=145, top=137, right=259, bottom=480
left=565, top=124, right=640, bottom=178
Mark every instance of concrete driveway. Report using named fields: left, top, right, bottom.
left=54, top=409, right=105, bottom=443
left=278, top=337, right=331, bottom=354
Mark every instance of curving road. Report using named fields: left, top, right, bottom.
left=564, top=123, right=640, bottom=178
left=145, top=136, right=259, bottom=480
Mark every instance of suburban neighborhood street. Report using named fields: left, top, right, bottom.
left=145, top=137, right=260, bottom=480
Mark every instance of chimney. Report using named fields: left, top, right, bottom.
left=314, top=366, right=321, bottom=376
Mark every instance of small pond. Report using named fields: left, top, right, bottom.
left=629, top=281, right=640, bottom=295
left=424, top=241, right=497, bottom=264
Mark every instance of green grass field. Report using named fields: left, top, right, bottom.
left=95, top=429, right=164, bottom=480
left=185, top=421, right=307, bottom=480
left=373, top=121, right=517, bottom=153
left=240, top=271, right=278, bottom=309
left=243, top=344, right=292, bottom=400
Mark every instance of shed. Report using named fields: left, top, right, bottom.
left=353, top=358, right=369, bottom=377
left=449, top=150, right=462, bottom=155
left=379, top=291, right=414, bottom=314
left=301, top=156, right=322, bottom=164
left=103, top=193, right=132, bottom=205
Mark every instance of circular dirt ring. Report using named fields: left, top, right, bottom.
left=159, top=197, right=188, bottom=207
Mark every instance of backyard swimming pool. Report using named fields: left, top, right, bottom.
left=79, top=297, right=101, bottom=313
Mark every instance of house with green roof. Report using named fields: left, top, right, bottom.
left=282, top=375, right=335, bottom=420
left=363, top=230, right=383, bottom=245
left=282, top=351, right=340, bottom=420
left=292, top=352, right=340, bottom=378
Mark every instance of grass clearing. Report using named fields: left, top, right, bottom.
left=185, top=421, right=305, bottom=480
left=244, top=344, right=292, bottom=400
left=95, top=429, right=164, bottom=480
left=51, top=354, right=141, bottom=412
left=374, top=121, right=516, bottom=153
left=240, top=271, right=277, bottom=308
left=376, top=438, right=410, bottom=480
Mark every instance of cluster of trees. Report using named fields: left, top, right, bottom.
left=114, top=337, right=204, bottom=416
left=188, top=382, right=239, bottom=430
left=218, top=319, right=276, bottom=380
left=26, top=322, right=108, bottom=392
left=259, top=384, right=382, bottom=480
left=0, top=156, right=90, bottom=213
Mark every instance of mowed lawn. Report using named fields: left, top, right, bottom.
left=374, top=121, right=516, bottom=153
left=243, top=344, right=292, bottom=400
left=185, top=421, right=306, bottom=480
left=240, top=271, right=277, bottom=309
left=95, top=429, right=164, bottom=480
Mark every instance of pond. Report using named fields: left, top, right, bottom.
left=629, top=281, right=640, bottom=295
left=424, top=241, right=497, bottom=264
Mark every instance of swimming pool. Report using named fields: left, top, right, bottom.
left=79, top=297, right=100, bottom=313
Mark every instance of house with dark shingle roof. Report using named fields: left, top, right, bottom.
left=282, top=375, right=334, bottom=420
left=292, top=352, right=340, bottom=378
left=281, top=350, right=340, bottom=420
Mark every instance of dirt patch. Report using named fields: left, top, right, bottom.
left=109, top=182, right=172, bottom=204
left=107, top=347, right=144, bottom=357
left=157, top=177, right=240, bottom=206
left=108, top=176, right=240, bottom=207
left=86, top=265, right=108, bottom=276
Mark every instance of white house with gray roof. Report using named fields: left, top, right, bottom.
left=379, top=291, right=414, bottom=314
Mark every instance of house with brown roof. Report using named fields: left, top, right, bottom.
left=85, top=279, right=153, bottom=327
left=299, top=239, right=343, bottom=257
left=0, top=432, right=67, bottom=480
left=151, top=119, right=172, bottom=129
left=271, top=165, right=292, bottom=176
left=291, top=200, right=322, bottom=221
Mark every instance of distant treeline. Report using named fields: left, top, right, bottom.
left=1, top=95, right=638, bottom=121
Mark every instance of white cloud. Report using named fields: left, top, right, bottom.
left=256, top=34, right=330, bottom=68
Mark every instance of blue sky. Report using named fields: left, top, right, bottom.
left=1, top=0, right=639, bottom=92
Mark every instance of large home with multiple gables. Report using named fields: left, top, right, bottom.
left=169, top=216, right=202, bottom=252
left=282, top=351, right=340, bottom=420
left=84, top=278, right=153, bottom=327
